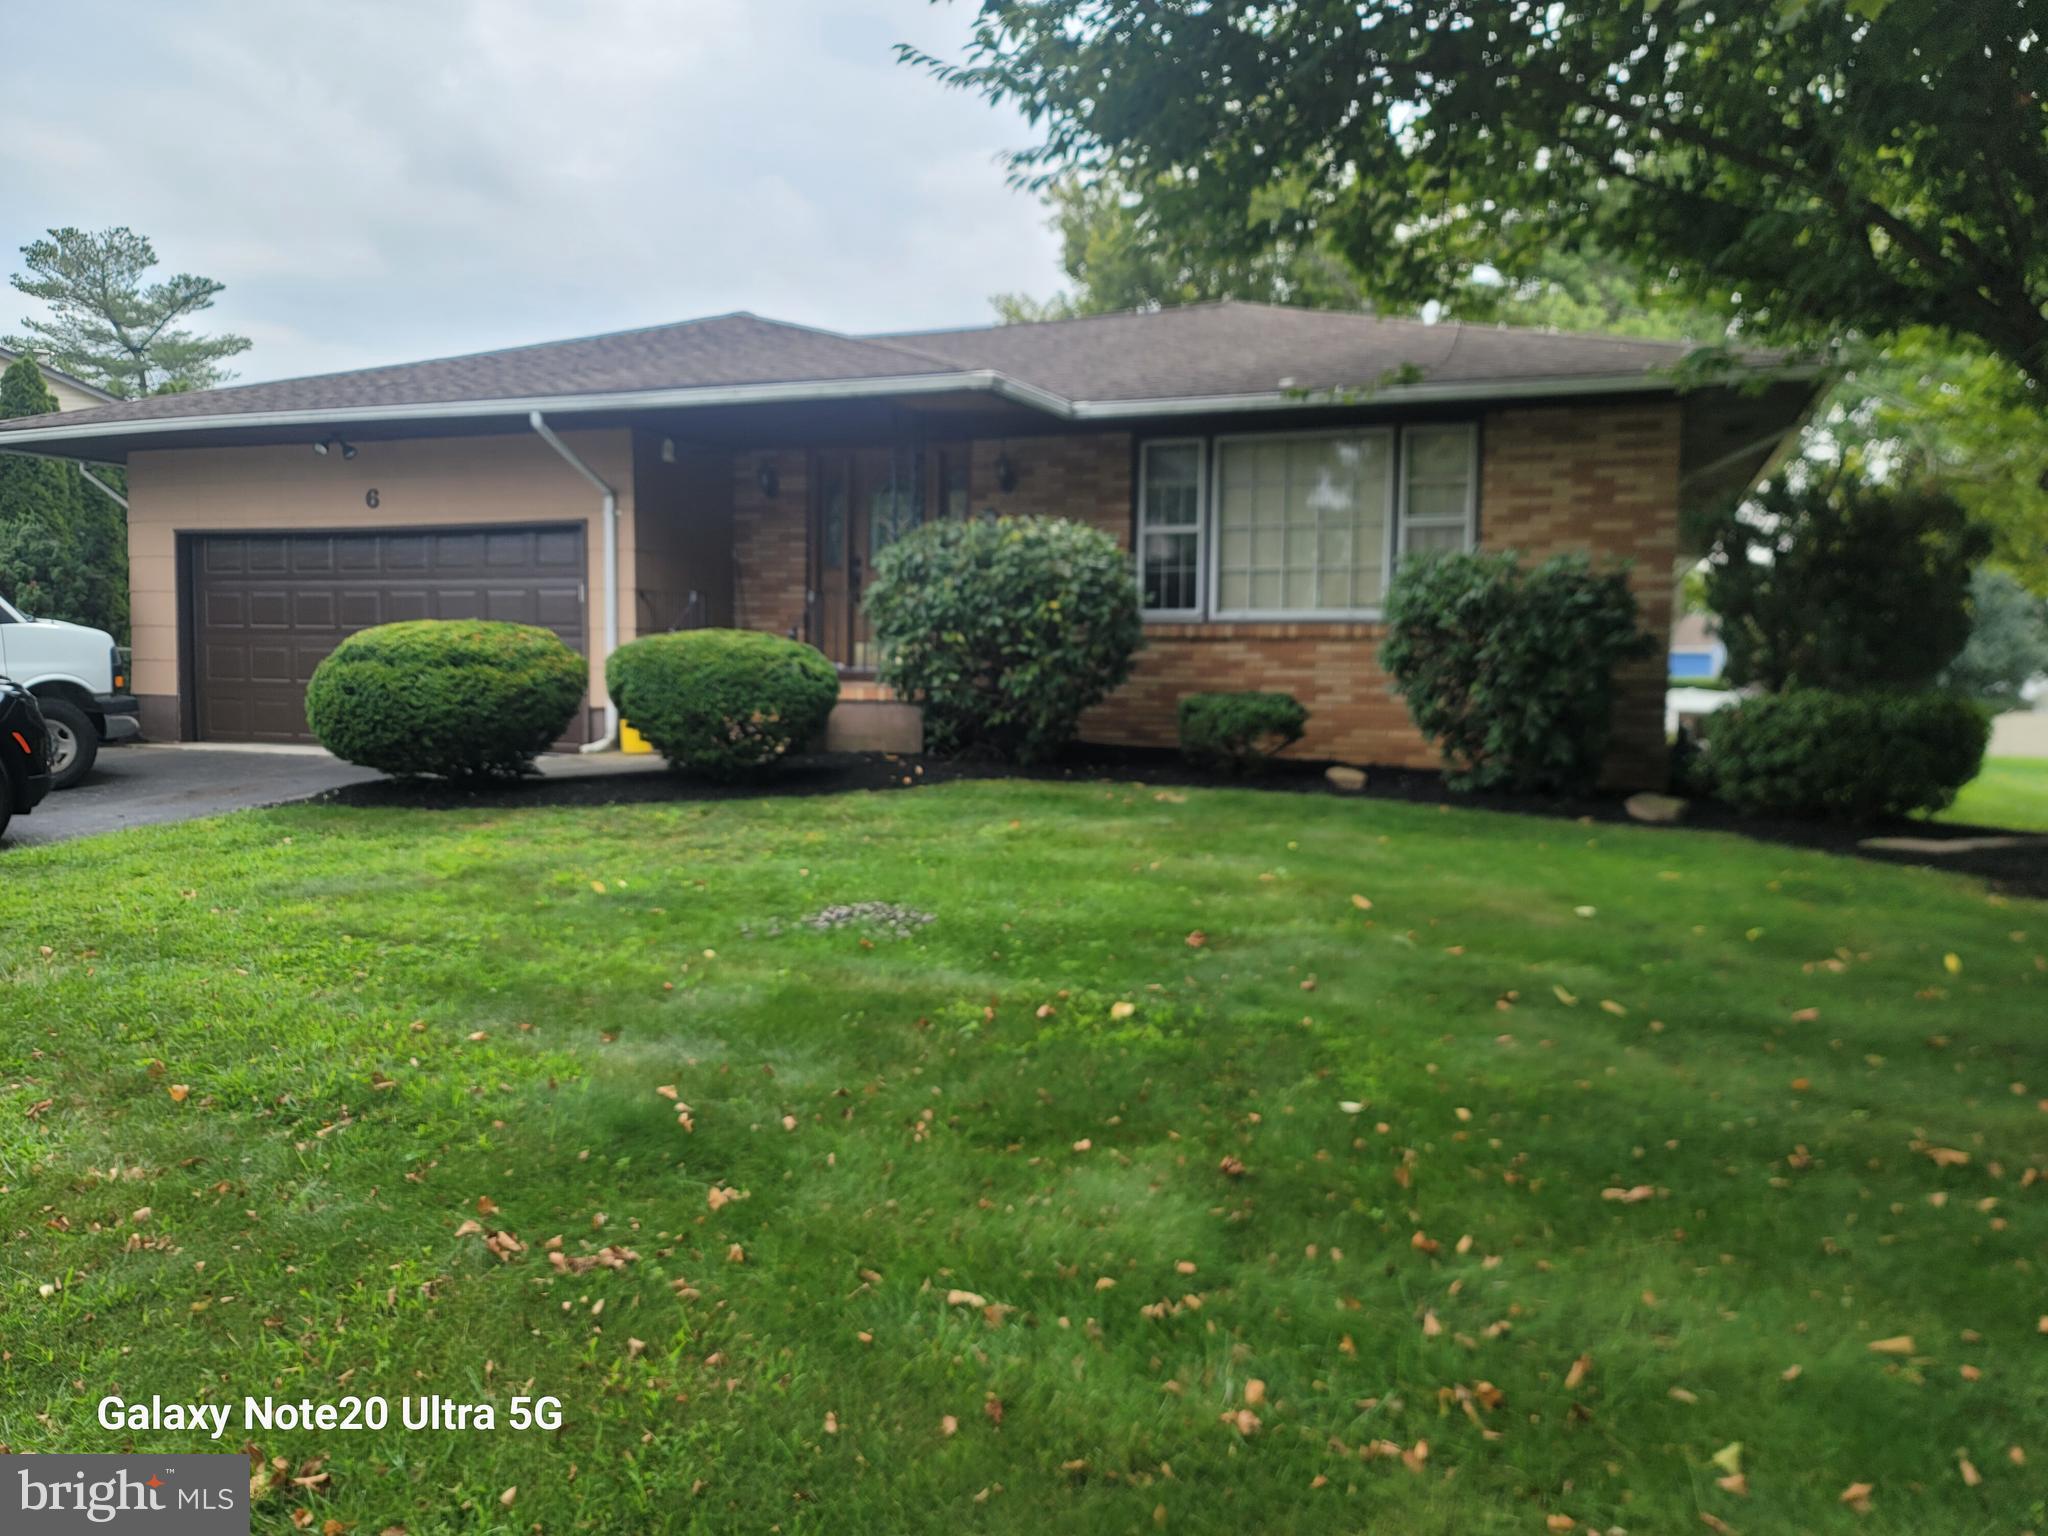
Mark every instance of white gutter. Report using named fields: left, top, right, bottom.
left=528, top=411, right=621, bottom=753
left=0, top=370, right=1045, bottom=450
left=0, top=362, right=1827, bottom=454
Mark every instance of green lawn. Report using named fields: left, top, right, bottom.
left=2, top=783, right=2043, bottom=1534
left=1939, top=755, right=2048, bottom=833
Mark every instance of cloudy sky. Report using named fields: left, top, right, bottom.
left=0, top=0, right=1065, bottom=384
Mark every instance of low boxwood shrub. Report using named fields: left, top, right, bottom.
left=305, top=619, right=585, bottom=780
left=1381, top=550, right=1654, bottom=794
left=865, top=516, right=1142, bottom=763
left=1178, top=691, right=1308, bottom=773
left=606, top=628, right=839, bottom=780
left=1705, top=689, right=1989, bottom=820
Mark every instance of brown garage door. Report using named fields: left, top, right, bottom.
left=190, top=525, right=586, bottom=743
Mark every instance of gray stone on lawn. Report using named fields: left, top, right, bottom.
left=1625, top=792, right=1688, bottom=824
left=1325, top=765, right=1368, bottom=793
left=1860, top=834, right=2043, bottom=855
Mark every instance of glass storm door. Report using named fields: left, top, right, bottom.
left=812, top=446, right=922, bottom=671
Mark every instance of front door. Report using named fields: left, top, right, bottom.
left=812, top=445, right=921, bottom=671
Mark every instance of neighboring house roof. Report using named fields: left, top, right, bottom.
left=0, top=345, right=117, bottom=407
left=0, top=301, right=1813, bottom=460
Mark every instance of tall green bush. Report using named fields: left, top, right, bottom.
left=1381, top=550, right=1652, bottom=794
left=1703, top=472, right=1985, bottom=692
left=606, top=628, right=839, bottom=780
left=864, top=516, right=1142, bottom=763
left=306, top=620, right=585, bottom=779
left=1706, top=691, right=1989, bottom=820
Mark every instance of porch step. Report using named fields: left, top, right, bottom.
left=825, top=699, right=923, bottom=754
left=838, top=679, right=899, bottom=702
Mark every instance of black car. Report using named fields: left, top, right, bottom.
left=1, top=678, right=53, bottom=841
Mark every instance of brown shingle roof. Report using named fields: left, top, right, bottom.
left=1, top=313, right=958, bottom=433
left=0, top=300, right=1751, bottom=446
left=867, top=301, right=1695, bottom=402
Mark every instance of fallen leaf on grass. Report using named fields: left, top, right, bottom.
left=167, top=1084, right=190, bottom=1103
left=1564, top=1354, right=1592, bottom=1390
left=1109, top=1001, right=1136, bottom=1020
left=1839, top=1481, right=1873, bottom=1514
left=498, top=1488, right=516, bottom=1509
left=946, top=1289, right=986, bottom=1308
left=1867, top=1336, right=1915, bottom=1355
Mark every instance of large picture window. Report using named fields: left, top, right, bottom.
left=1138, top=423, right=1477, bottom=620
left=1214, top=430, right=1394, bottom=618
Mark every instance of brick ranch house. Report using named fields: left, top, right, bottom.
left=0, top=303, right=1816, bottom=785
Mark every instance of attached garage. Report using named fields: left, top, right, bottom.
left=187, top=524, right=586, bottom=743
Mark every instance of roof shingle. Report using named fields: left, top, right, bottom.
left=0, top=300, right=1735, bottom=441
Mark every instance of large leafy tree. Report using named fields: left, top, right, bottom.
left=996, top=172, right=1728, bottom=342
left=913, top=1, right=2046, bottom=389
left=7, top=226, right=251, bottom=398
left=1827, top=331, right=2048, bottom=589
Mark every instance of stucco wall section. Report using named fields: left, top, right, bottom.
left=125, top=430, right=634, bottom=735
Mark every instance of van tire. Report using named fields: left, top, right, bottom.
left=41, top=699, right=98, bottom=790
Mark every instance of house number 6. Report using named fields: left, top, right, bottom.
left=365, top=489, right=380, bottom=508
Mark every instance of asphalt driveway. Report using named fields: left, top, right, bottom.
left=2, top=743, right=383, bottom=848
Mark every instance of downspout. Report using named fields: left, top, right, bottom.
left=80, top=466, right=128, bottom=508
left=529, top=411, right=620, bottom=752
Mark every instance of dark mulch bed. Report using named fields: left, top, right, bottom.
left=312, top=746, right=2048, bottom=900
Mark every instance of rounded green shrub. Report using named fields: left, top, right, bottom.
left=1381, top=550, right=1653, bottom=794
left=606, top=628, right=839, bottom=780
left=864, top=516, right=1142, bottom=763
left=1705, top=689, right=1989, bottom=820
left=1178, top=691, right=1309, bottom=773
left=305, top=619, right=586, bottom=780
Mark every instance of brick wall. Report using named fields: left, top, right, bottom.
left=1075, top=402, right=1682, bottom=786
left=731, top=448, right=810, bottom=640
left=969, top=432, right=1131, bottom=545
left=1479, top=401, right=1680, bottom=787
left=723, top=405, right=1681, bottom=788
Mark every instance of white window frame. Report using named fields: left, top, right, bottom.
left=1208, top=425, right=1400, bottom=622
left=1396, top=422, right=1481, bottom=563
left=1136, top=436, right=1207, bottom=620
